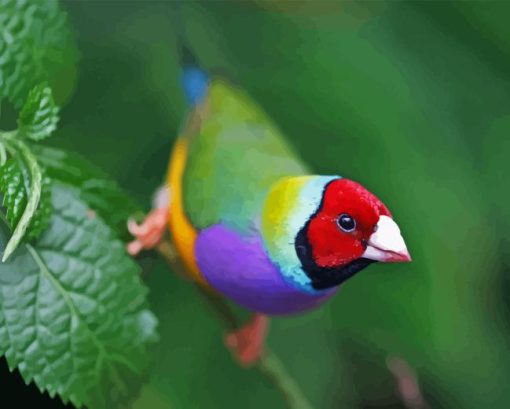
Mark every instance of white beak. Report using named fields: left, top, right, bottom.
left=362, top=215, right=411, bottom=263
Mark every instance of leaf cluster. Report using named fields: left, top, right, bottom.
left=0, top=2, right=158, bottom=408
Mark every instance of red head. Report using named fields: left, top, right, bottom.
left=295, top=178, right=411, bottom=290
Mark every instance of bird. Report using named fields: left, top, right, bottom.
left=127, top=41, right=411, bottom=366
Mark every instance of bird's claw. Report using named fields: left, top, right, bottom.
left=127, top=207, right=168, bottom=256
left=225, top=314, right=269, bottom=367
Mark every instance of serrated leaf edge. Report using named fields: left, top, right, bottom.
left=18, top=83, right=60, bottom=141
left=25, top=243, right=131, bottom=407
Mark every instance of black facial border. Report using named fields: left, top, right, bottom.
left=294, top=179, right=375, bottom=290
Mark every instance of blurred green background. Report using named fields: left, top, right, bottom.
left=6, top=0, right=510, bottom=408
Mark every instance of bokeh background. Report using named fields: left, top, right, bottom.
left=3, top=1, right=510, bottom=408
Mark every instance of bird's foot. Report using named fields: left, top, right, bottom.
left=127, top=207, right=168, bottom=255
left=225, top=314, right=269, bottom=367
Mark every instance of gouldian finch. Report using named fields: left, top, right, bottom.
left=128, top=44, right=411, bottom=366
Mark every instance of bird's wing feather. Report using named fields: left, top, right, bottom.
left=182, top=78, right=308, bottom=232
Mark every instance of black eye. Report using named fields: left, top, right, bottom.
left=337, top=214, right=356, bottom=232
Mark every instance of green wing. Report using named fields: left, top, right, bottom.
left=183, top=78, right=308, bottom=232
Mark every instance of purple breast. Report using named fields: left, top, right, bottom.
left=194, top=224, right=337, bottom=315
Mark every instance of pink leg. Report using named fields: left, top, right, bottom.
left=225, top=314, right=269, bottom=367
left=127, top=207, right=168, bottom=255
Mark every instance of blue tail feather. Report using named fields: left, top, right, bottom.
left=178, top=39, right=208, bottom=106
left=181, top=66, right=208, bottom=106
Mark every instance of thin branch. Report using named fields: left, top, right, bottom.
left=155, top=239, right=314, bottom=409
left=387, top=356, right=430, bottom=409
left=257, top=351, right=314, bottom=409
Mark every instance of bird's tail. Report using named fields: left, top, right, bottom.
left=178, top=39, right=209, bottom=106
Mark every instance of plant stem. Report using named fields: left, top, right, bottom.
left=257, top=351, right=314, bottom=409
left=155, top=239, right=315, bottom=409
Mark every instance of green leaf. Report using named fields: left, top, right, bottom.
left=0, top=0, right=78, bottom=108
left=0, top=157, right=29, bottom=228
left=33, top=145, right=141, bottom=240
left=26, top=173, right=52, bottom=240
left=0, top=139, right=43, bottom=261
left=0, top=156, right=51, bottom=241
left=0, top=183, right=158, bottom=408
left=18, top=83, right=59, bottom=141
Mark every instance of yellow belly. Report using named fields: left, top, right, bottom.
left=166, top=137, right=207, bottom=285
